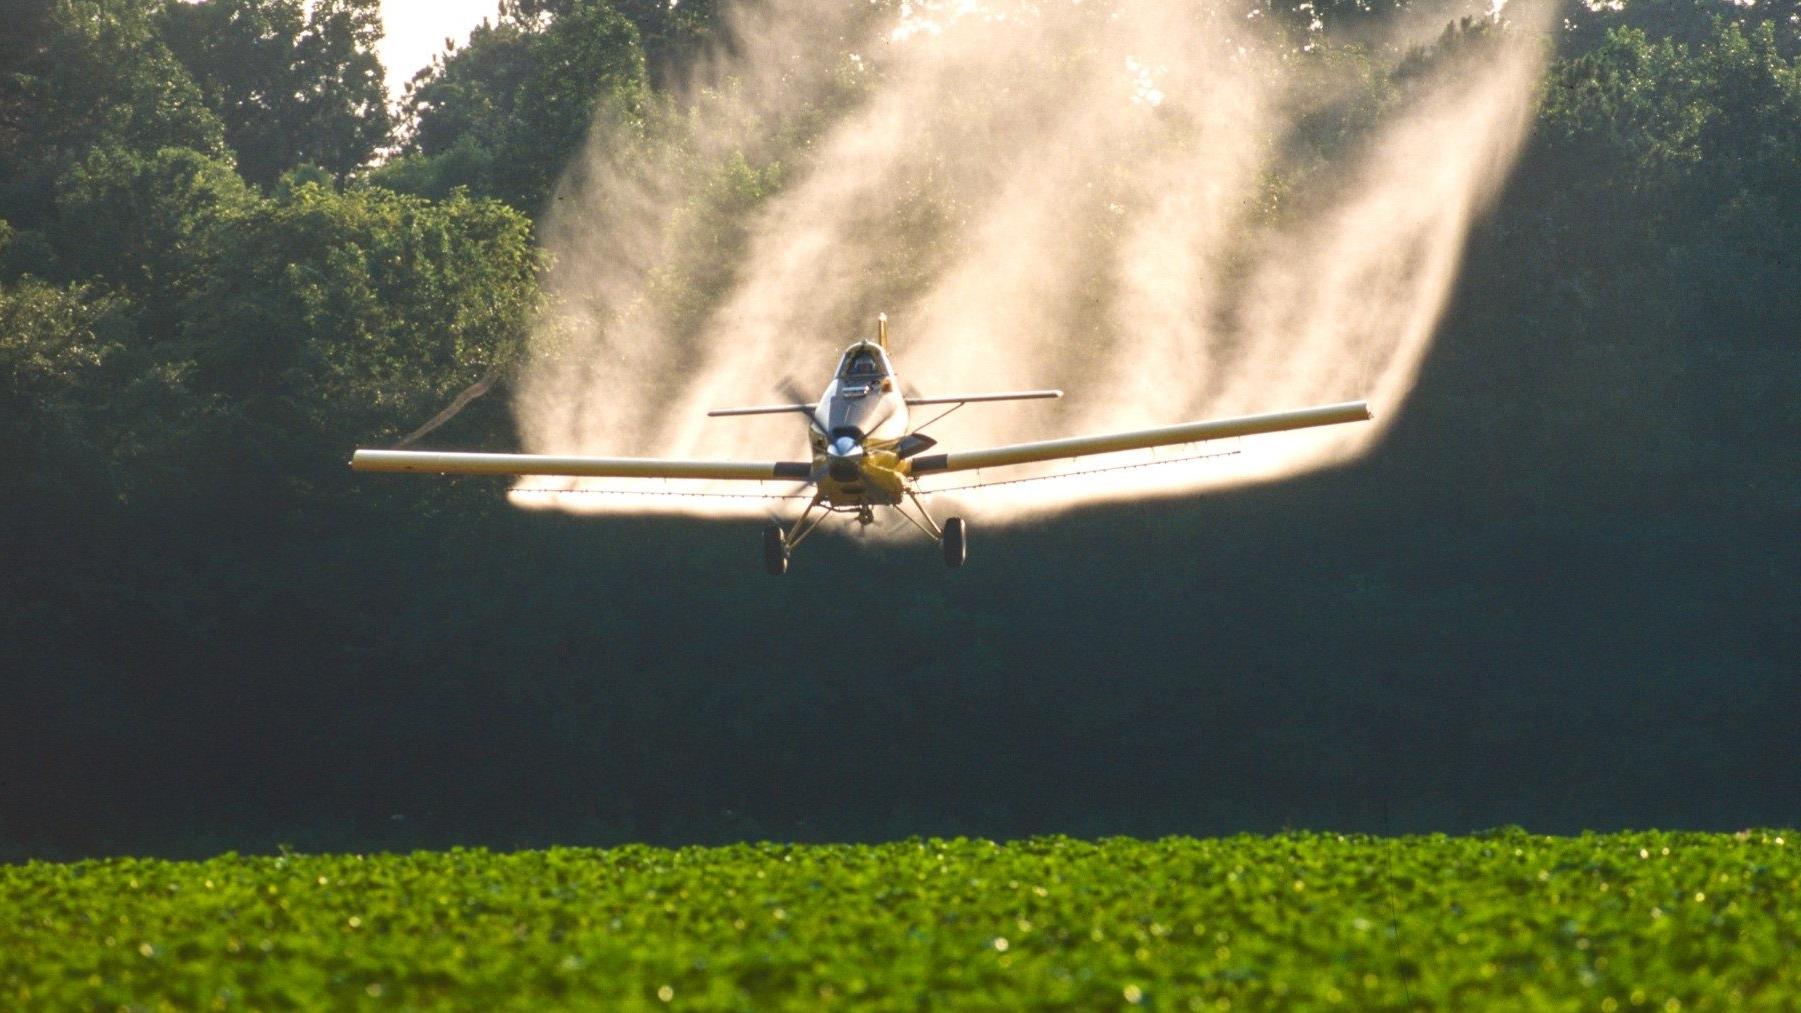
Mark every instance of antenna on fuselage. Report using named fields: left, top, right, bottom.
left=877, top=313, right=889, bottom=353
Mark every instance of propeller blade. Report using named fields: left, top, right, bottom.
left=776, top=376, right=814, bottom=406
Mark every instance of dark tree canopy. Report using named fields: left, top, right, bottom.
left=609, top=0, right=726, bottom=80
left=52, top=146, right=253, bottom=327
left=381, top=0, right=647, bottom=211
left=0, top=0, right=227, bottom=230
left=156, top=0, right=392, bottom=188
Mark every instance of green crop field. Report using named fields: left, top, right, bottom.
left=3, top=831, right=1797, bottom=1010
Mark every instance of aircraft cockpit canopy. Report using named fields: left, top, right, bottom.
left=836, top=344, right=892, bottom=382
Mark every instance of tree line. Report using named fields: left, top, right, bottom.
left=1, top=0, right=1796, bottom=857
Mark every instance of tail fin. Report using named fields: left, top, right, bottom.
left=877, top=313, right=889, bottom=352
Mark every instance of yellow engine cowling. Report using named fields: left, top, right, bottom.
left=818, top=447, right=907, bottom=507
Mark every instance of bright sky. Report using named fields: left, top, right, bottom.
left=376, top=0, right=501, bottom=100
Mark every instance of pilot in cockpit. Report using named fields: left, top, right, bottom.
left=845, top=351, right=881, bottom=379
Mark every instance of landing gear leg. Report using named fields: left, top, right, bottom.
left=764, top=494, right=828, bottom=575
left=898, top=489, right=967, bottom=569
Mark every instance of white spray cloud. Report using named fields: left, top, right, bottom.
left=509, top=0, right=1549, bottom=527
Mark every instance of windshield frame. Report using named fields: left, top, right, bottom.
left=835, top=343, right=893, bottom=382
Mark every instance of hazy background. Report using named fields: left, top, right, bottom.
left=1, top=0, right=1796, bottom=859
left=510, top=0, right=1547, bottom=521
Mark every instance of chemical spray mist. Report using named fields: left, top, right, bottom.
left=510, top=0, right=1548, bottom=526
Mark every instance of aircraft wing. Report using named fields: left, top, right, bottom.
left=907, top=401, right=1371, bottom=475
left=904, top=390, right=1062, bottom=406
left=351, top=449, right=813, bottom=481
left=705, top=403, right=815, bottom=417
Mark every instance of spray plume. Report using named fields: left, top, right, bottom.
left=509, top=0, right=1549, bottom=526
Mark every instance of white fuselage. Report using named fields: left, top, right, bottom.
left=809, top=342, right=911, bottom=506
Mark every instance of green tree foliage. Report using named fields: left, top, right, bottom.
left=1574, top=20, right=1800, bottom=321
left=52, top=147, right=254, bottom=329
left=0, top=273, right=130, bottom=442
left=156, top=0, right=392, bottom=189
left=1545, top=23, right=1800, bottom=212
left=181, top=183, right=537, bottom=450
left=0, top=0, right=227, bottom=229
left=1557, top=0, right=1801, bottom=60
left=609, top=0, right=726, bottom=81
left=380, top=0, right=647, bottom=211
left=0, top=0, right=57, bottom=80
left=1496, top=18, right=1801, bottom=476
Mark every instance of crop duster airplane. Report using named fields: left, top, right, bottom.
left=352, top=317, right=1371, bottom=573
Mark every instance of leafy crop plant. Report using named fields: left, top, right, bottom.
left=4, top=831, right=1797, bottom=1009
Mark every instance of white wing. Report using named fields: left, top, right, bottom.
left=906, top=401, right=1370, bottom=476
left=351, top=449, right=813, bottom=481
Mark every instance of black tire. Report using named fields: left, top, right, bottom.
left=762, top=525, right=789, bottom=575
left=942, top=517, right=967, bottom=569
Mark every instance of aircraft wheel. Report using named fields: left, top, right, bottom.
left=763, top=525, right=789, bottom=575
left=941, top=517, right=967, bottom=569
